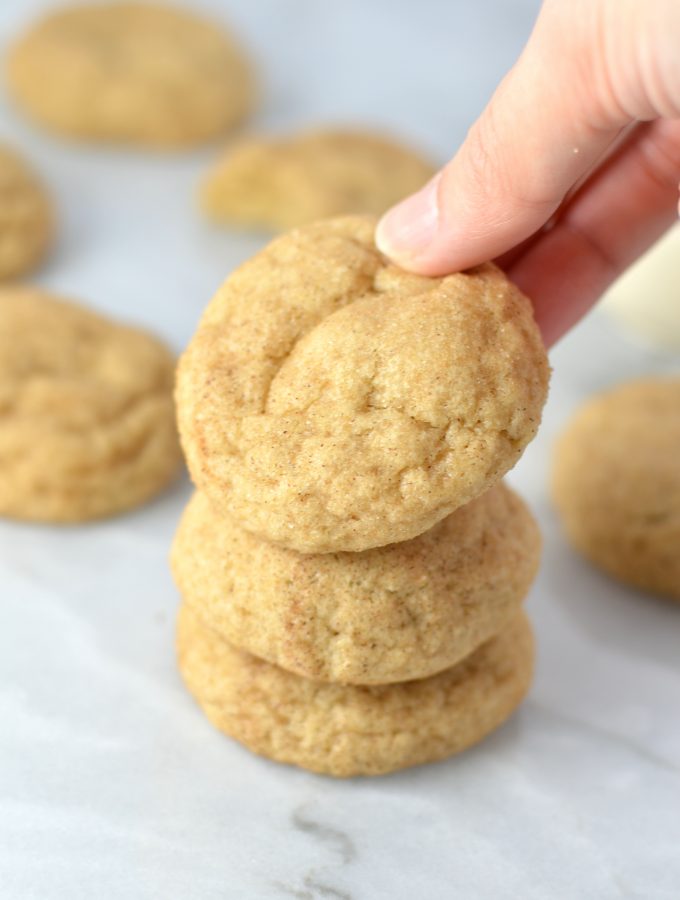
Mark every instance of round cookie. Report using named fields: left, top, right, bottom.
left=177, top=605, right=535, bottom=777
left=552, top=378, right=680, bottom=600
left=171, top=483, right=540, bottom=684
left=200, top=129, right=435, bottom=231
left=0, top=289, right=182, bottom=522
left=177, top=215, right=550, bottom=553
left=0, top=144, right=52, bottom=280
left=6, top=3, right=254, bottom=148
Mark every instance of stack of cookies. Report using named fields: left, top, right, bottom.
left=172, top=215, right=550, bottom=777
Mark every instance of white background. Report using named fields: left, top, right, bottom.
left=1, top=1, right=679, bottom=898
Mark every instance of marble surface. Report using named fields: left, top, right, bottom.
left=1, top=1, right=679, bottom=898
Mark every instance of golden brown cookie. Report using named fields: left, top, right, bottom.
left=0, top=289, right=182, bottom=522
left=171, top=483, right=540, bottom=684
left=200, top=129, right=435, bottom=230
left=177, top=215, right=550, bottom=553
left=6, top=2, right=254, bottom=148
left=552, top=378, right=680, bottom=600
left=177, top=604, right=534, bottom=777
left=0, top=145, right=52, bottom=280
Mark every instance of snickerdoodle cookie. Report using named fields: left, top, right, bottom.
left=552, top=378, right=680, bottom=600
left=201, top=129, right=435, bottom=230
left=6, top=3, right=254, bottom=148
left=0, top=289, right=182, bottom=522
left=172, top=483, right=540, bottom=684
left=0, top=145, right=52, bottom=280
left=177, top=215, right=549, bottom=553
left=177, top=604, right=534, bottom=777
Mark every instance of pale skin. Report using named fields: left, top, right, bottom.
left=376, top=0, right=680, bottom=346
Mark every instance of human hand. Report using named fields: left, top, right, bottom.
left=376, top=0, right=680, bottom=346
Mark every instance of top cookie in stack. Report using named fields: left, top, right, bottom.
left=177, top=215, right=549, bottom=554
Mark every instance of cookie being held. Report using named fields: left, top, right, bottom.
left=552, top=378, right=680, bottom=600
left=172, top=483, right=540, bottom=684
left=201, top=129, right=435, bottom=230
left=6, top=2, right=254, bottom=148
left=0, top=289, right=182, bottom=522
left=0, top=145, right=52, bottom=280
left=177, top=215, right=550, bottom=553
left=177, top=605, right=535, bottom=778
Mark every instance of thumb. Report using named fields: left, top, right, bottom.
left=376, top=0, right=634, bottom=275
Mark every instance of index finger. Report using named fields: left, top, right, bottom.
left=376, top=0, right=632, bottom=275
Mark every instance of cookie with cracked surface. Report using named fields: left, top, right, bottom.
left=0, top=144, right=52, bottom=280
left=177, top=215, right=549, bottom=553
left=0, top=289, right=182, bottom=522
left=177, top=604, right=534, bottom=777
left=200, top=129, right=435, bottom=230
left=6, top=2, right=254, bottom=148
left=552, top=378, right=680, bottom=600
left=171, top=483, right=540, bottom=684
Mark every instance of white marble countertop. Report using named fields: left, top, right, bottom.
left=1, top=1, right=679, bottom=898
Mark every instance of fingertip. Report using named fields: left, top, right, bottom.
left=375, top=172, right=442, bottom=270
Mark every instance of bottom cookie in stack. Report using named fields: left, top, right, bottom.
left=177, top=604, right=534, bottom=777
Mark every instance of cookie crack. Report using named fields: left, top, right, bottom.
left=259, top=275, right=381, bottom=414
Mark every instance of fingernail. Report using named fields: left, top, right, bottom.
left=376, top=171, right=442, bottom=261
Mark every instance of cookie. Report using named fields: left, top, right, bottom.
left=0, top=144, right=52, bottom=280
left=177, top=215, right=550, bottom=553
left=552, top=378, right=680, bottom=600
left=177, top=605, right=534, bottom=777
left=0, top=289, right=182, bottom=522
left=6, top=2, right=254, bottom=148
left=200, top=129, right=435, bottom=230
left=171, top=483, right=540, bottom=684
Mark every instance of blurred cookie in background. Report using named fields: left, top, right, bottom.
left=601, top=225, right=680, bottom=352
left=552, top=378, right=680, bottom=601
left=200, top=128, right=435, bottom=231
left=6, top=2, right=255, bottom=149
left=0, top=144, right=52, bottom=280
left=0, top=289, right=183, bottom=522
